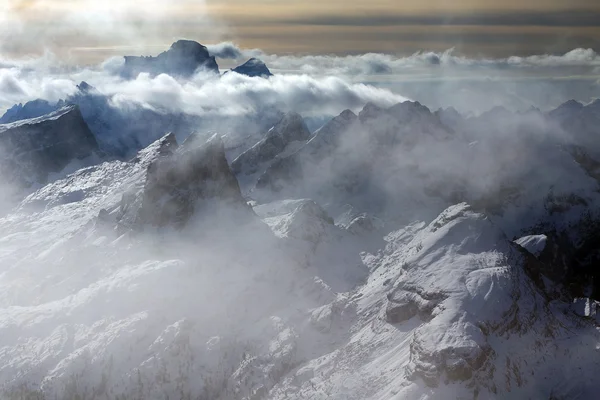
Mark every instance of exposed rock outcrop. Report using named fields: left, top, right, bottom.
left=122, top=133, right=248, bottom=229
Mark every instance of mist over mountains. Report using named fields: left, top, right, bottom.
left=1, top=40, right=600, bottom=399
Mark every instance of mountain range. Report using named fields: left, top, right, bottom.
left=1, top=41, right=600, bottom=399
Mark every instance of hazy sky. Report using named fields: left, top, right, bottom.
left=2, top=0, right=600, bottom=62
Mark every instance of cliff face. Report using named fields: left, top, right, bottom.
left=138, top=134, right=248, bottom=229
left=0, top=105, right=98, bottom=187
left=120, top=40, right=220, bottom=78
left=112, top=133, right=250, bottom=231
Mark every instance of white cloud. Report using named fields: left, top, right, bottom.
left=103, top=71, right=406, bottom=117
left=507, top=48, right=600, bottom=67
left=0, top=53, right=407, bottom=117
left=206, top=42, right=263, bottom=60
left=259, top=47, right=600, bottom=77
left=2, top=45, right=600, bottom=118
left=206, top=42, right=243, bottom=59
left=0, top=65, right=78, bottom=108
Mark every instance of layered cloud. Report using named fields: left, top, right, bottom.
left=1, top=42, right=600, bottom=118
left=203, top=42, right=600, bottom=77
left=103, top=72, right=406, bottom=117
left=0, top=52, right=406, bottom=118
left=258, top=47, right=600, bottom=75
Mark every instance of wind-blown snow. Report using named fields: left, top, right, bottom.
left=515, top=234, right=548, bottom=256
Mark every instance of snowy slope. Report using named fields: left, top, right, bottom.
left=268, top=204, right=600, bottom=399
left=0, top=134, right=336, bottom=399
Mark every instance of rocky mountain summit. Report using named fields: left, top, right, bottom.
left=120, top=40, right=220, bottom=78
left=230, top=58, right=273, bottom=77
left=133, top=133, right=248, bottom=229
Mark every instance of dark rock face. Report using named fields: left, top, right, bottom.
left=136, top=134, right=248, bottom=229
left=231, top=112, right=310, bottom=175
left=230, top=58, right=273, bottom=77
left=120, top=40, right=220, bottom=78
left=113, top=133, right=179, bottom=230
left=0, top=105, right=98, bottom=187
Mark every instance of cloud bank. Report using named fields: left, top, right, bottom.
left=258, top=47, right=600, bottom=76
left=0, top=53, right=407, bottom=118
left=1, top=43, right=600, bottom=118
left=104, top=72, right=407, bottom=117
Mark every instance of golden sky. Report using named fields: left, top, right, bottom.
left=2, top=0, right=600, bottom=62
